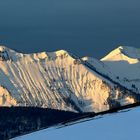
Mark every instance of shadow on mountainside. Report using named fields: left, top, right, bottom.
left=102, top=60, right=140, bottom=82
left=0, top=107, right=83, bottom=140
left=1, top=102, right=140, bottom=140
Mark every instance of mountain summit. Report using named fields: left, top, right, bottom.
left=0, top=46, right=140, bottom=113
left=102, top=46, right=140, bottom=61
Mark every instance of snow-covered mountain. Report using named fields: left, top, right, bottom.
left=84, top=46, right=140, bottom=94
left=0, top=46, right=140, bottom=113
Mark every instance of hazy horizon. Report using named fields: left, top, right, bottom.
left=0, top=0, right=140, bottom=58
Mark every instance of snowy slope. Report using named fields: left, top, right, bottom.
left=11, top=107, right=140, bottom=140
left=0, top=46, right=139, bottom=113
left=84, top=46, right=140, bottom=94
left=101, top=46, right=140, bottom=92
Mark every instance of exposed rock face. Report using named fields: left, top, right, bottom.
left=0, top=47, right=10, bottom=61
left=0, top=86, right=17, bottom=106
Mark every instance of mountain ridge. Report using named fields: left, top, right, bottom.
left=0, top=45, right=139, bottom=113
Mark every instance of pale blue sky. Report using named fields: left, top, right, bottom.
left=0, top=0, right=140, bottom=58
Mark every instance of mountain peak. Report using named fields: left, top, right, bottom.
left=0, top=46, right=7, bottom=51
left=55, top=50, right=68, bottom=56
left=101, top=46, right=140, bottom=61
left=0, top=46, right=13, bottom=61
left=118, top=46, right=140, bottom=59
left=0, top=46, right=72, bottom=62
left=47, top=49, right=70, bottom=59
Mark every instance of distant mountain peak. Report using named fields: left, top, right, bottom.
left=101, top=46, right=140, bottom=61
left=118, top=46, right=140, bottom=59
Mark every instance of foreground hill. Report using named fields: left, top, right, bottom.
left=0, top=107, right=82, bottom=140
left=13, top=106, right=140, bottom=140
